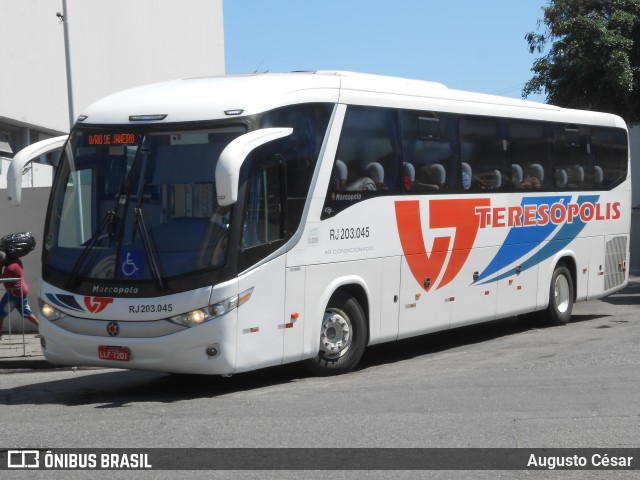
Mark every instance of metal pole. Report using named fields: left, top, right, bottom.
left=62, top=0, right=75, bottom=130
left=19, top=283, right=25, bottom=357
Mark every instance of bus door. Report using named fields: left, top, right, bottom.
left=235, top=156, right=287, bottom=372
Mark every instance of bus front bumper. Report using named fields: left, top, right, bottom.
left=38, top=316, right=237, bottom=375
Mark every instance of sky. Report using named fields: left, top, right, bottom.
left=223, top=0, right=550, bottom=103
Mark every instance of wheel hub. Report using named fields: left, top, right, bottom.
left=319, top=311, right=352, bottom=358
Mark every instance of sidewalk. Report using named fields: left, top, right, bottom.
left=0, top=332, right=55, bottom=371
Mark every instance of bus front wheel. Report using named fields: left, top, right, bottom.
left=546, top=265, right=574, bottom=326
left=304, top=291, right=367, bottom=376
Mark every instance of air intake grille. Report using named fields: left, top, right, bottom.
left=604, top=236, right=627, bottom=290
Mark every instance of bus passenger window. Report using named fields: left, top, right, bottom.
left=322, top=106, right=399, bottom=218
left=333, top=106, right=399, bottom=191
left=509, top=120, right=550, bottom=190
left=590, top=127, right=628, bottom=190
left=400, top=110, right=453, bottom=193
left=459, top=116, right=507, bottom=191
left=553, top=124, right=589, bottom=190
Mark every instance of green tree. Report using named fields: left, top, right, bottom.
left=524, top=0, right=640, bottom=124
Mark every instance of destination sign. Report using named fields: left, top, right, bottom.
left=88, top=133, right=137, bottom=145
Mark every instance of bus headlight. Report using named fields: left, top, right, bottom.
left=168, top=287, right=253, bottom=328
left=38, top=298, right=66, bottom=321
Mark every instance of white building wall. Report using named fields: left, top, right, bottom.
left=0, top=0, right=68, bottom=133
left=0, top=0, right=225, bottom=134
left=1, top=159, right=53, bottom=189
left=1, top=0, right=225, bottom=333
left=67, top=0, right=225, bottom=125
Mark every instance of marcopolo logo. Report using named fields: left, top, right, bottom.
left=395, top=196, right=621, bottom=292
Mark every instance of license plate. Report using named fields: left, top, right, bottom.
left=98, top=346, right=130, bottom=362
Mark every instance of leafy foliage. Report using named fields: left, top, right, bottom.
left=524, top=0, right=640, bottom=124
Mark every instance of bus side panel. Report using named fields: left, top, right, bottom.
left=586, top=235, right=606, bottom=299
left=450, top=245, right=498, bottom=328
left=572, top=237, right=591, bottom=302
left=398, top=256, right=451, bottom=340
left=496, top=244, right=538, bottom=319
left=235, top=255, right=286, bottom=373
left=283, top=266, right=306, bottom=364
left=371, top=255, right=401, bottom=345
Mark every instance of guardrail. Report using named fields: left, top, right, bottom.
left=1, top=278, right=27, bottom=357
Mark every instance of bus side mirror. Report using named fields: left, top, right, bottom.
left=7, top=135, right=68, bottom=206
left=215, top=128, right=292, bottom=207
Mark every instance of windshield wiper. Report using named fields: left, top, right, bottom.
left=133, top=208, right=165, bottom=291
left=66, top=211, right=115, bottom=288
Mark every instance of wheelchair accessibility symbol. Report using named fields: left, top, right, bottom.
left=120, top=251, right=143, bottom=279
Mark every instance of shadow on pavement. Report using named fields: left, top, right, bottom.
left=3, top=278, right=636, bottom=408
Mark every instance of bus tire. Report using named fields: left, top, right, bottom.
left=304, top=291, right=367, bottom=376
left=545, top=265, right=574, bottom=326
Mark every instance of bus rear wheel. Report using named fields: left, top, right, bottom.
left=304, top=291, right=367, bottom=376
left=546, top=265, right=574, bottom=326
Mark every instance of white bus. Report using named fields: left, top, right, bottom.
left=9, top=71, right=630, bottom=375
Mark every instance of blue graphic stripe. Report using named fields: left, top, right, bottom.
left=46, top=293, right=84, bottom=312
left=482, top=195, right=599, bottom=284
left=474, top=196, right=570, bottom=283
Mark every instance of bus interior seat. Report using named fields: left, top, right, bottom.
left=461, top=162, right=472, bottom=190
left=511, top=163, right=523, bottom=187
left=403, top=162, right=415, bottom=190
left=528, top=163, right=544, bottom=184
left=365, top=162, right=385, bottom=189
left=427, top=164, right=446, bottom=187
left=555, top=168, right=568, bottom=188
left=594, top=165, right=604, bottom=186
left=332, top=159, right=348, bottom=190
left=337, top=159, right=377, bottom=192
left=488, top=169, right=501, bottom=189
left=407, top=162, right=442, bottom=192
left=568, top=165, right=584, bottom=187
left=413, top=163, right=444, bottom=189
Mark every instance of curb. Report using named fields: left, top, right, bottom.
left=0, top=359, right=62, bottom=372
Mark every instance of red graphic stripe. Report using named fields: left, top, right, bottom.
left=395, top=200, right=449, bottom=292
left=395, top=198, right=490, bottom=292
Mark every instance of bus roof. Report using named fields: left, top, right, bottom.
left=79, top=71, right=626, bottom=129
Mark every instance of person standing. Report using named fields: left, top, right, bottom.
left=0, top=250, right=39, bottom=340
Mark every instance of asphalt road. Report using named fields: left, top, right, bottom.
left=1, top=278, right=639, bottom=479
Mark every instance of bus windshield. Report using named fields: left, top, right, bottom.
left=43, top=124, right=246, bottom=287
